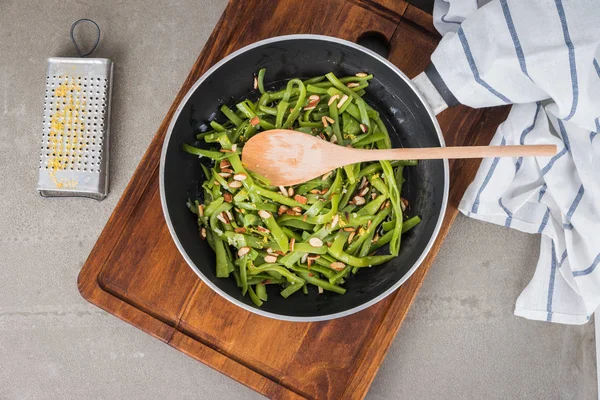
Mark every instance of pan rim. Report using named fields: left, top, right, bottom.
left=159, top=34, right=449, bottom=322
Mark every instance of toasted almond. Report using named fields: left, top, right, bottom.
left=353, top=195, right=366, bottom=205
left=278, top=205, right=289, bottom=216
left=322, top=171, right=332, bottom=181
left=294, top=194, right=307, bottom=204
left=307, top=255, right=320, bottom=261
left=331, top=214, right=339, bottom=229
left=219, top=148, right=234, bottom=153
left=256, top=226, right=270, bottom=234
left=290, top=238, right=295, bottom=252
left=288, top=187, right=294, bottom=197
left=400, top=197, right=409, bottom=211
left=292, top=206, right=303, bottom=213
left=238, top=246, right=250, bottom=257
left=371, top=192, right=377, bottom=200
left=358, top=227, right=366, bottom=236
left=302, top=214, right=308, bottom=222
left=329, top=135, right=337, bottom=144
left=266, top=248, right=274, bottom=254
left=213, top=181, right=220, bottom=186
left=223, top=192, right=232, bottom=203
left=279, top=185, right=289, bottom=197
left=219, top=160, right=231, bottom=169
left=216, top=213, right=228, bottom=224
left=359, top=186, right=369, bottom=197
left=359, top=176, right=368, bottom=189
left=200, top=227, right=207, bottom=239
left=264, top=255, right=278, bottom=263
left=218, top=172, right=232, bottom=178
left=225, top=209, right=234, bottom=221
left=301, top=253, right=308, bottom=264
left=318, top=286, right=324, bottom=294
left=337, top=94, right=349, bottom=109
left=372, top=234, right=380, bottom=243
left=343, top=227, right=356, bottom=232
left=231, top=143, right=238, bottom=152
left=327, top=94, right=340, bottom=106
left=308, top=94, right=320, bottom=102
left=310, top=189, right=320, bottom=194
left=379, top=200, right=387, bottom=211
left=220, top=168, right=234, bottom=174
left=229, top=180, right=242, bottom=188
left=309, top=237, right=323, bottom=248
left=326, top=241, right=332, bottom=247
left=324, top=116, right=335, bottom=124
left=359, top=123, right=368, bottom=133
left=258, top=210, right=271, bottom=219
left=318, top=132, right=326, bottom=141
left=356, top=72, right=368, bottom=77
left=330, top=261, right=345, bottom=271
left=234, top=227, right=247, bottom=234
left=253, top=75, right=258, bottom=89
left=275, top=250, right=286, bottom=256
left=386, top=200, right=391, bottom=209
left=285, top=209, right=297, bottom=215
left=198, top=204, right=205, bottom=217
left=233, top=173, right=247, bottom=181
left=367, top=220, right=372, bottom=228
left=348, top=231, right=356, bottom=244
left=346, top=82, right=360, bottom=88
left=320, top=188, right=329, bottom=195
left=321, top=116, right=329, bottom=127
left=307, top=258, right=313, bottom=267
left=250, top=116, right=260, bottom=126
left=303, top=101, right=318, bottom=110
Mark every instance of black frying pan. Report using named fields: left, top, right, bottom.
left=160, top=35, right=451, bottom=321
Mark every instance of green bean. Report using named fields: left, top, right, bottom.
left=297, top=271, right=346, bottom=294
left=220, top=105, right=243, bottom=126
left=257, top=68, right=266, bottom=94
left=182, top=143, right=227, bottom=161
left=248, top=285, right=262, bottom=306
left=259, top=211, right=289, bottom=253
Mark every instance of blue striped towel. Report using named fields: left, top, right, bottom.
left=432, top=0, right=600, bottom=324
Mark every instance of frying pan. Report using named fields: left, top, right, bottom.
left=160, top=35, right=456, bottom=321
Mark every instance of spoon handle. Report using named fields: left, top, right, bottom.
left=350, top=144, right=557, bottom=162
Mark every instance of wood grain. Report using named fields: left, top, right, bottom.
left=78, top=2, right=508, bottom=399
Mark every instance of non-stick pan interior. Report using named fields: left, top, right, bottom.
left=161, top=36, right=446, bottom=320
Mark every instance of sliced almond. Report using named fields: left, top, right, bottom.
left=266, top=247, right=274, bottom=254
left=301, top=253, right=308, bottom=264
left=330, top=262, right=345, bottom=271
left=229, top=180, right=242, bottom=188
left=278, top=205, right=289, bottom=216
left=359, top=186, right=369, bottom=197
left=372, top=234, right=380, bottom=243
left=225, top=210, right=234, bottom=222
left=223, top=193, right=232, bottom=203
left=219, top=148, right=234, bottom=153
left=253, top=75, right=258, bottom=90
left=258, top=210, right=271, bottom=219
left=353, top=196, right=366, bottom=205
left=371, top=192, right=377, bottom=200
left=320, top=188, right=329, bottom=195
left=290, top=238, right=296, bottom=252
left=308, top=94, right=320, bottom=102
left=233, top=173, right=247, bottom=181
left=400, top=197, right=409, bottom=212
left=234, top=227, right=247, bottom=234
left=318, top=286, right=324, bottom=294
left=359, top=123, right=368, bottom=133
left=219, top=160, right=231, bottom=169
left=331, top=214, right=339, bottom=229
left=302, top=214, right=308, bottom=222
left=309, top=237, right=323, bottom=248
left=346, top=82, right=360, bottom=88
left=231, top=143, right=238, bottom=152
left=386, top=200, right=391, bottom=209
left=220, top=168, right=234, bottom=174
left=367, top=220, right=372, bottom=228
left=285, top=209, right=297, bottom=216
left=329, top=135, right=337, bottom=144
left=327, top=94, right=340, bottom=106
left=318, top=133, right=327, bottom=141
left=337, top=94, right=349, bottom=109
left=264, top=255, right=278, bottom=263
left=200, top=227, right=207, bottom=239
left=256, top=226, right=270, bottom=234
left=213, top=181, right=220, bottom=186
left=321, top=171, right=332, bottom=181
left=218, top=172, right=232, bottom=178
left=347, top=231, right=356, bottom=244
left=356, top=72, right=368, bottom=77
left=324, top=116, right=335, bottom=124
left=294, top=194, right=307, bottom=204
left=303, top=100, right=318, bottom=110
left=321, top=116, right=329, bottom=127
left=238, top=247, right=250, bottom=257
left=292, top=206, right=303, bottom=213
left=359, top=176, right=368, bottom=189
left=216, top=213, right=228, bottom=224
left=307, top=255, right=320, bottom=261
left=307, top=258, right=313, bottom=268
left=343, top=227, right=356, bottom=232
left=198, top=204, right=205, bottom=217
left=309, top=189, right=320, bottom=194
left=250, top=116, right=260, bottom=126
left=275, top=250, right=286, bottom=256
left=279, top=185, right=288, bottom=197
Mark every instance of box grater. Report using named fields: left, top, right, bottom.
left=37, top=57, right=113, bottom=200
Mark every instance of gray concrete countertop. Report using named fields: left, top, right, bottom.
left=0, top=1, right=595, bottom=398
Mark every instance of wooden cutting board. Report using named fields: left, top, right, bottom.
left=78, top=1, right=509, bottom=399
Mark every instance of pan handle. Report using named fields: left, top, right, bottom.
left=412, top=63, right=458, bottom=116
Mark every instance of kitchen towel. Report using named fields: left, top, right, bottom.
left=432, top=0, right=600, bottom=324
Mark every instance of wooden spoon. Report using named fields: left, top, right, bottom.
left=241, top=129, right=557, bottom=186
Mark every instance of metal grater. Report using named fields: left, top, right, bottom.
left=37, top=57, right=113, bottom=200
